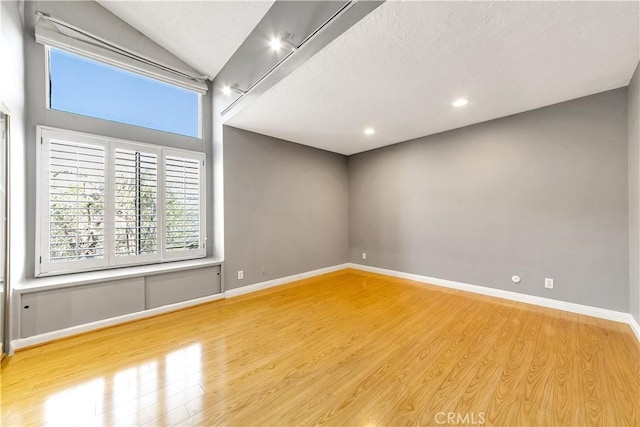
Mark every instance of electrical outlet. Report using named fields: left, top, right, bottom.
left=238, top=270, right=244, bottom=280
left=545, top=278, right=554, bottom=289
left=362, top=252, right=367, bottom=260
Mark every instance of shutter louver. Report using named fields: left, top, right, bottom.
left=165, top=156, right=201, bottom=252
left=114, top=148, right=158, bottom=257
left=48, top=139, right=105, bottom=262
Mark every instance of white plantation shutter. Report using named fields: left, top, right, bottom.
left=42, top=132, right=108, bottom=273
left=37, top=127, right=206, bottom=276
left=163, top=152, right=205, bottom=259
left=113, top=145, right=159, bottom=263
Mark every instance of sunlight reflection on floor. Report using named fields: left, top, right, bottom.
left=40, top=343, right=202, bottom=427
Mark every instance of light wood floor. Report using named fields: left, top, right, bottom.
left=2, top=269, right=639, bottom=427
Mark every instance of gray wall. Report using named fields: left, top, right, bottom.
left=629, top=62, right=640, bottom=323
left=224, top=126, right=349, bottom=290
left=349, top=89, right=629, bottom=312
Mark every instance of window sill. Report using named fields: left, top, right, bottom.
left=17, top=258, right=223, bottom=294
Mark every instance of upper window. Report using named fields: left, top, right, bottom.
left=48, top=48, right=201, bottom=139
left=37, top=127, right=206, bottom=276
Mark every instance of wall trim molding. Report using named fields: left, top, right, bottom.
left=10, top=293, right=225, bottom=352
left=347, top=263, right=640, bottom=342
left=224, top=264, right=351, bottom=298
left=11, top=262, right=640, bottom=351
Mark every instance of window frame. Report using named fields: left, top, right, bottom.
left=44, top=46, right=204, bottom=140
left=36, top=126, right=206, bottom=277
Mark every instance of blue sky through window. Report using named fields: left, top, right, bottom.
left=49, top=48, right=200, bottom=138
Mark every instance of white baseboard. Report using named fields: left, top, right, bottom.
left=11, top=263, right=640, bottom=351
left=629, top=316, right=640, bottom=342
left=348, top=263, right=640, bottom=341
left=224, top=263, right=350, bottom=298
left=10, top=293, right=225, bottom=352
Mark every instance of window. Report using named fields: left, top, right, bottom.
left=48, top=48, right=201, bottom=138
left=37, top=127, right=206, bottom=276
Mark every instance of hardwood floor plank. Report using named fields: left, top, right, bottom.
left=413, top=302, right=517, bottom=425
left=2, top=269, right=638, bottom=427
left=551, top=309, right=578, bottom=426
left=451, top=299, right=521, bottom=417
left=479, top=306, right=545, bottom=426
left=395, top=301, right=511, bottom=424
left=579, top=317, right=608, bottom=426
left=594, top=318, right=640, bottom=426
left=513, top=308, right=556, bottom=426
left=584, top=316, right=639, bottom=426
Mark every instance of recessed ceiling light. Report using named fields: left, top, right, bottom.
left=269, top=37, right=283, bottom=51
left=452, top=98, right=469, bottom=108
left=364, top=128, right=375, bottom=135
left=222, top=85, right=232, bottom=96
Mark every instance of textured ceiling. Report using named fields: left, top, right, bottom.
left=98, top=0, right=274, bottom=78
left=227, top=1, right=640, bottom=155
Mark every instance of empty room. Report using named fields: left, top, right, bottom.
left=1, top=0, right=639, bottom=426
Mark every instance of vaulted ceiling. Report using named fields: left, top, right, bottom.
left=100, top=1, right=640, bottom=155
left=98, top=1, right=275, bottom=78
